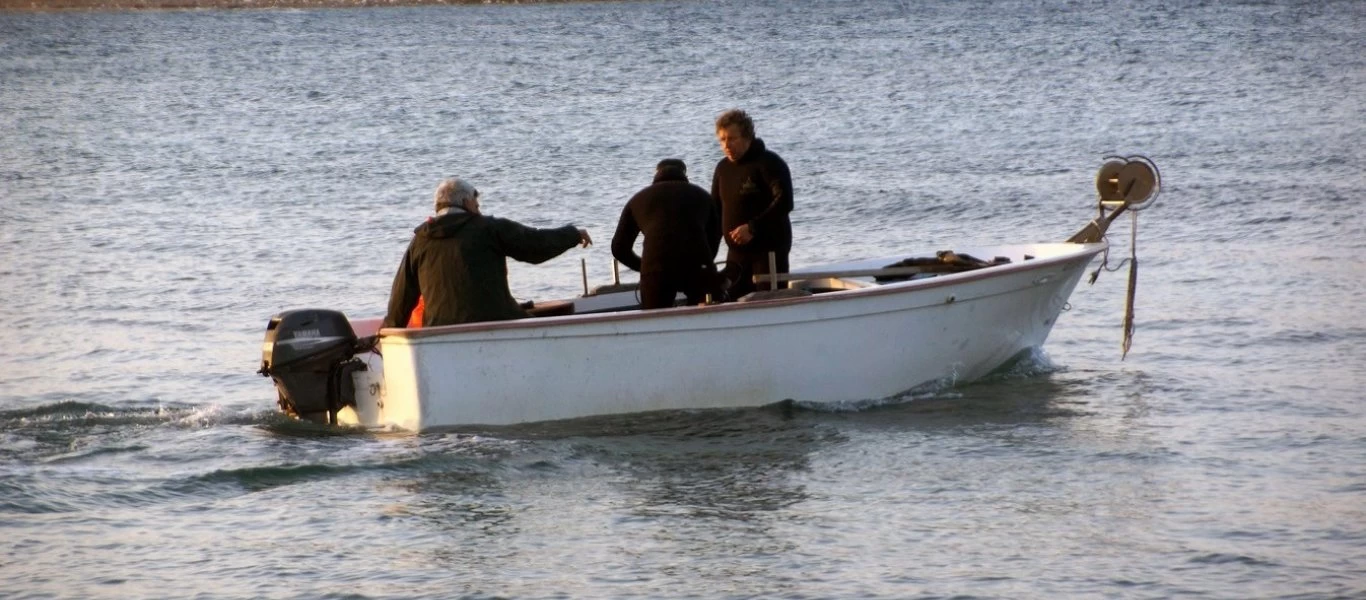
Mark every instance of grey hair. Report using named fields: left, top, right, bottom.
left=434, top=178, right=478, bottom=211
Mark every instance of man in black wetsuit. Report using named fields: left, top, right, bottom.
left=711, top=108, right=794, bottom=299
left=382, top=178, right=593, bottom=328
left=611, top=159, right=722, bottom=309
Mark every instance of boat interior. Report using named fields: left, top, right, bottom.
left=552, top=250, right=1014, bottom=317
left=360, top=246, right=1056, bottom=333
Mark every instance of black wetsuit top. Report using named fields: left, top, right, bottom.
left=710, top=137, right=794, bottom=258
left=611, top=170, right=721, bottom=276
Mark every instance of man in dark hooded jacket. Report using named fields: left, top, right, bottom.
left=381, top=178, right=592, bottom=329
left=611, top=159, right=722, bottom=309
left=711, top=108, right=794, bottom=299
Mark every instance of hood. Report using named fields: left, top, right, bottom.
left=738, top=137, right=768, bottom=163
left=652, top=169, right=689, bottom=184
left=415, top=211, right=476, bottom=240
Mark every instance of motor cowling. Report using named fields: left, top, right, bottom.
left=258, top=309, right=365, bottom=424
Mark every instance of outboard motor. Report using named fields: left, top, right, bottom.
left=257, top=309, right=367, bottom=424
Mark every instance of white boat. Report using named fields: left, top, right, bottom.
left=258, top=158, right=1158, bottom=432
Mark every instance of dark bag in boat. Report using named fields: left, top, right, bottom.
left=875, top=251, right=1011, bottom=282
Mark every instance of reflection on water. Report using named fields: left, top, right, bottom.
left=362, top=408, right=829, bottom=593
left=588, top=409, right=821, bottom=520
left=397, top=468, right=515, bottom=534
left=569, top=409, right=825, bottom=595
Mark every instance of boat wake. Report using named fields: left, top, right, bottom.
left=793, top=347, right=1063, bottom=415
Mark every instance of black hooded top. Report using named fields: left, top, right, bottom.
left=710, top=138, right=794, bottom=256
left=381, top=211, right=581, bottom=328
left=611, top=168, right=721, bottom=275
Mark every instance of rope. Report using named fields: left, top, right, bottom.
left=1121, top=209, right=1139, bottom=360
left=1084, top=209, right=1141, bottom=359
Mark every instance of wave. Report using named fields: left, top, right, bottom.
left=796, top=346, right=1063, bottom=414
left=0, top=399, right=296, bottom=470
left=0, top=399, right=267, bottom=430
left=0, top=399, right=122, bottom=421
left=171, top=462, right=367, bottom=494
left=1188, top=552, right=1281, bottom=568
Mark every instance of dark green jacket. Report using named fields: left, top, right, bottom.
left=382, top=211, right=581, bottom=328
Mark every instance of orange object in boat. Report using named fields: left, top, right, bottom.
left=406, top=296, right=424, bottom=328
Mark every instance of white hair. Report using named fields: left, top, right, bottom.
left=434, top=178, right=478, bottom=211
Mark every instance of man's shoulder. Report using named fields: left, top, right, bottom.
left=415, top=212, right=474, bottom=238
left=477, top=214, right=528, bottom=229
left=637, top=179, right=704, bottom=193
left=760, top=146, right=788, bottom=165
left=654, top=180, right=713, bottom=199
left=627, top=184, right=660, bottom=207
left=757, top=148, right=791, bottom=180
left=449, top=214, right=519, bottom=237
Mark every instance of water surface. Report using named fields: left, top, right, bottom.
left=1, top=0, right=1364, bottom=598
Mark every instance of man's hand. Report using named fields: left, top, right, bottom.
left=728, top=224, right=753, bottom=245
left=578, top=229, right=594, bottom=247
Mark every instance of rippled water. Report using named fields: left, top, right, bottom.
left=2, top=0, right=1364, bottom=598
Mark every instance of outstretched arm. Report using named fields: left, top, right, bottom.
left=492, top=217, right=587, bottom=265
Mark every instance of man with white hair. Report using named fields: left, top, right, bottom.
left=381, top=178, right=592, bottom=328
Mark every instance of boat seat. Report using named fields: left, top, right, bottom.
left=525, top=299, right=575, bottom=318
left=790, top=277, right=872, bottom=293
left=586, top=282, right=639, bottom=296
left=737, top=288, right=814, bottom=303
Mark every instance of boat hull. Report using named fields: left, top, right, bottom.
left=339, top=242, right=1104, bottom=431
